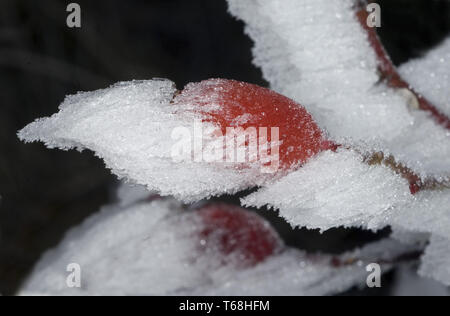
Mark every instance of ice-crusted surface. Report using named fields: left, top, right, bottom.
left=20, top=199, right=204, bottom=295
left=390, top=190, right=450, bottom=287
left=227, top=0, right=450, bottom=282
left=18, top=80, right=265, bottom=203
left=196, top=238, right=420, bottom=296
left=391, top=190, right=450, bottom=239
left=399, top=37, right=450, bottom=117
left=227, top=0, right=450, bottom=179
left=19, top=197, right=416, bottom=296
left=390, top=227, right=429, bottom=247
left=419, top=235, right=450, bottom=286
left=16, top=0, right=450, bottom=292
left=243, top=149, right=412, bottom=231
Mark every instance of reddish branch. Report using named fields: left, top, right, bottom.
left=354, top=2, right=450, bottom=193
left=356, top=3, right=450, bottom=130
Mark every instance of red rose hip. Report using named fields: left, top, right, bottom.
left=195, top=203, right=283, bottom=267
left=173, top=79, right=335, bottom=171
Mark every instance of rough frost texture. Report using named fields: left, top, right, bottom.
left=399, top=38, right=450, bottom=117
left=242, top=149, right=412, bottom=231
left=391, top=190, right=450, bottom=240
left=227, top=0, right=450, bottom=286
left=193, top=241, right=393, bottom=296
left=20, top=199, right=199, bottom=295
left=17, top=0, right=450, bottom=292
left=227, top=0, right=450, bottom=179
left=20, top=194, right=417, bottom=295
left=419, top=235, right=450, bottom=286
left=18, top=80, right=265, bottom=203
left=389, top=190, right=450, bottom=286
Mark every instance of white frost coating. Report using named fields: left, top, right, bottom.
left=242, top=149, right=412, bottom=232
left=196, top=239, right=419, bottom=296
left=18, top=80, right=265, bottom=203
left=391, top=190, right=450, bottom=240
left=389, top=190, right=450, bottom=287
left=227, top=0, right=410, bottom=140
left=399, top=37, right=450, bottom=117
left=390, top=226, right=429, bottom=246
left=19, top=197, right=415, bottom=295
left=378, top=114, right=450, bottom=180
left=227, top=0, right=450, bottom=179
left=20, top=199, right=206, bottom=296
left=388, top=190, right=450, bottom=288
left=419, top=235, right=450, bottom=286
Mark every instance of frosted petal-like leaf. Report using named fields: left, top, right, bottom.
left=19, top=198, right=417, bottom=295
left=195, top=239, right=420, bottom=296
left=399, top=38, right=450, bottom=118
left=227, top=0, right=450, bottom=179
left=242, top=149, right=412, bottom=231
left=20, top=199, right=201, bottom=295
left=419, top=235, right=450, bottom=286
left=18, top=80, right=264, bottom=202
left=391, top=190, right=450, bottom=240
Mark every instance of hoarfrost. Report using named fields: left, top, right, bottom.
left=399, top=38, right=450, bottom=118
left=18, top=80, right=264, bottom=203
left=227, top=0, right=450, bottom=179
left=20, top=197, right=418, bottom=296
left=419, top=235, right=450, bottom=286
left=242, top=149, right=412, bottom=232
left=16, top=0, right=450, bottom=292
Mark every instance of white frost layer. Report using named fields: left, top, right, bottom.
left=390, top=226, right=429, bottom=247
left=19, top=198, right=414, bottom=295
left=391, top=190, right=450, bottom=240
left=20, top=199, right=206, bottom=296
left=399, top=37, right=450, bottom=118
left=194, top=239, right=413, bottom=296
left=390, top=190, right=450, bottom=288
left=242, top=149, right=412, bottom=231
left=419, top=235, right=450, bottom=286
left=227, top=0, right=450, bottom=179
left=18, top=80, right=264, bottom=203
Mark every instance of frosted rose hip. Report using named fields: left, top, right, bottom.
left=196, top=203, right=282, bottom=267
left=173, top=79, right=335, bottom=171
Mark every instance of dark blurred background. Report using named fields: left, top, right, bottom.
left=0, top=0, right=449, bottom=295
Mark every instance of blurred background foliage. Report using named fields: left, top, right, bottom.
left=0, top=0, right=449, bottom=295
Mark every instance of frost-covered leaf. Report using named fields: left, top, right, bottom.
left=227, top=0, right=450, bottom=285
left=20, top=197, right=419, bottom=296
left=196, top=238, right=421, bottom=296
left=16, top=0, right=450, bottom=293
left=242, top=149, right=412, bottom=231
left=18, top=79, right=272, bottom=203
left=419, top=235, right=450, bottom=286
left=399, top=37, right=450, bottom=118
left=19, top=79, right=338, bottom=203
left=227, top=0, right=450, bottom=179
left=389, top=190, right=450, bottom=287
left=391, top=190, right=450, bottom=240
